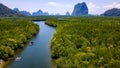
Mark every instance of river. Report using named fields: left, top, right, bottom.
left=7, top=21, right=55, bottom=68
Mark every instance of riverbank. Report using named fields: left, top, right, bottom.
left=1, top=59, right=12, bottom=68
left=46, top=17, right=120, bottom=68
left=6, top=21, right=55, bottom=68
left=0, top=18, right=40, bottom=68
left=0, top=60, right=5, bottom=68
left=0, top=49, right=25, bottom=68
left=1, top=49, right=22, bottom=68
left=1, top=31, right=39, bottom=68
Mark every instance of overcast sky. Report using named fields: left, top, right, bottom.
left=0, top=0, right=120, bottom=15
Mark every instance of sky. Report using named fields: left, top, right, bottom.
left=0, top=0, right=120, bottom=15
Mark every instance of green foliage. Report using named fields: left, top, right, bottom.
left=0, top=18, right=39, bottom=60
left=46, top=16, right=120, bottom=68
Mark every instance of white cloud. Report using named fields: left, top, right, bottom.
left=103, top=2, right=120, bottom=8
left=46, top=1, right=72, bottom=8
left=44, top=1, right=73, bottom=15
left=88, top=2, right=100, bottom=10
left=88, top=2, right=95, bottom=8
left=47, top=2, right=60, bottom=6
left=87, top=2, right=101, bottom=14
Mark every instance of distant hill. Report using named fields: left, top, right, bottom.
left=13, top=8, right=19, bottom=12
left=32, top=10, right=43, bottom=16
left=32, top=10, right=49, bottom=16
left=14, top=8, right=49, bottom=16
left=66, top=11, right=70, bottom=16
left=0, top=3, right=24, bottom=17
left=101, top=8, right=120, bottom=16
left=20, top=11, right=31, bottom=16
left=13, top=8, right=31, bottom=16
left=72, top=2, right=88, bottom=16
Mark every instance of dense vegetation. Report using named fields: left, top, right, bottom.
left=0, top=18, right=39, bottom=60
left=46, top=17, right=120, bottom=68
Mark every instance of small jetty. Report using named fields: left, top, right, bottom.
left=15, top=57, right=21, bottom=61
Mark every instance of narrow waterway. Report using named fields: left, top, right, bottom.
left=7, top=21, right=55, bottom=68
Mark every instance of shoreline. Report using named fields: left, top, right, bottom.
left=52, top=59, right=57, bottom=68
left=0, top=48, right=24, bottom=68
left=0, top=59, right=5, bottom=68
left=0, top=30, right=39, bottom=68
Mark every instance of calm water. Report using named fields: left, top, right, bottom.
left=7, top=21, right=55, bottom=68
